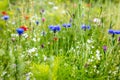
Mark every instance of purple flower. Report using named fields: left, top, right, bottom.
left=16, top=28, right=24, bottom=35
left=103, top=46, right=107, bottom=52
left=2, top=15, right=9, bottom=20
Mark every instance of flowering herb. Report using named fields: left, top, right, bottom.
left=2, top=15, right=9, bottom=20
left=16, top=28, right=24, bottom=35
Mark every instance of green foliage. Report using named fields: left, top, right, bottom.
left=0, top=0, right=9, bottom=11
left=0, top=0, right=120, bottom=80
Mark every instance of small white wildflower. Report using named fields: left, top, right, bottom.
left=12, top=21, right=16, bottom=25
left=1, top=71, right=7, bottom=76
left=37, top=38, right=40, bottom=41
left=35, top=53, right=38, bottom=56
left=43, top=55, right=47, bottom=61
left=32, top=38, right=36, bottom=42
left=27, top=47, right=37, bottom=54
left=53, top=6, right=58, bottom=10
left=93, top=18, right=101, bottom=23
left=88, top=59, right=93, bottom=62
left=96, top=70, right=99, bottom=74
left=76, top=46, right=80, bottom=49
left=21, top=54, right=25, bottom=58
left=22, top=33, right=28, bottom=38
left=96, top=51, right=101, bottom=60
left=11, top=34, right=19, bottom=37
left=50, top=56, right=54, bottom=61
left=96, top=50, right=100, bottom=54
left=85, top=70, right=88, bottom=72
left=93, top=65, right=97, bottom=68
left=91, top=56, right=94, bottom=59
left=91, top=46, right=94, bottom=48
left=76, top=42, right=80, bottom=44
left=26, top=72, right=33, bottom=76
left=26, top=76, right=30, bottom=80
left=87, top=39, right=93, bottom=43
left=48, top=2, right=54, bottom=5
left=61, top=10, right=66, bottom=14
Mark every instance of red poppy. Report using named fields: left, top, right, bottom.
left=20, top=26, right=28, bottom=31
left=1, top=11, right=7, bottom=15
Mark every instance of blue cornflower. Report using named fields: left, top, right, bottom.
left=108, top=29, right=120, bottom=34
left=87, top=25, right=91, bottom=30
left=67, top=23, right=71, bottom=27
left=16, top=28, right=24, bottom=35
left=49, top=25, right=60, bottom=33
left=108, top=29, right=114, bottom=34
left=62, top=24, right=67, bottom=27
left=36, top=21, right=39, bottom=25
left=114, top=30, right=120, bottom=34
left=62, top=23, right=71, bottom=28
left=2, top=15, right=9, bottom=20
left=49, top=25, right=54, bottom=30
left=81, top=24, right=86, bottom=29
left=81, top=24, right=90, bottom=30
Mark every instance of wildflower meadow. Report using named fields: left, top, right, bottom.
left=0, top=0, right=120, bottom=80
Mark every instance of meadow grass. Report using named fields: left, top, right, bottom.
left=0, top=0, right=120, bottom=80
